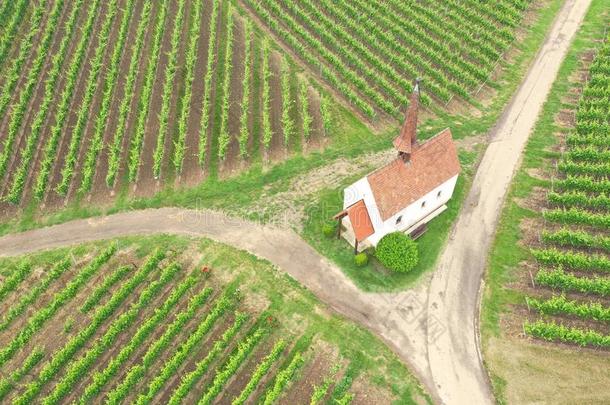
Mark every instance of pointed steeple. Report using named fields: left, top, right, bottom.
left=393, top=78, right=421, bottom=161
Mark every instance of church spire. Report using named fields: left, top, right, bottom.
left=393, top=78, right=421, bottom=161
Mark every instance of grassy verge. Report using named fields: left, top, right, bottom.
left=480, top=1, right=609, bottom=402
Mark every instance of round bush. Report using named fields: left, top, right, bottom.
left=354, top=252, right=368, bottom=267
left=375, top=232, right=418, bottom=273
left=322, top=222, right=336, bottom=238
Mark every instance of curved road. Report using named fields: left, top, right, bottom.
left=0, top=1, right=591, bottom=403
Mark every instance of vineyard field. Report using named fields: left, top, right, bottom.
left=0, top=0, right=536, bottom=218
left=0, top=0, right=327, bottom=215
left=2, top=0, right=607, bottom=402
left=507, top=34, right=610, bottom=349
left=0, top=236, right=424, bottom=403
left=243, top=0, right=531, bottom=117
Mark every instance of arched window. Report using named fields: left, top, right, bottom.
left=421, top=201, right=426, bottom=208
left=437, top=190, right=442, bottom=198
left=396, top=215, right=403, bottom=224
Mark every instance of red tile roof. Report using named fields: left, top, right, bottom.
left=368, top=128, right=460, bottom=221
left=346, top=200, right=375, bottom=242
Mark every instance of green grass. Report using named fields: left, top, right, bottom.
left=480, top=0, right=609, bottom=401
left=301, top=149, right=478, bottom=292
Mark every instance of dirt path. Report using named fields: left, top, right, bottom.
left=426, top=1, right=592, bottom=404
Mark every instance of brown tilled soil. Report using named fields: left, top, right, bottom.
left=0, top=255, right=92, bottom=349
left=0, top=0, right=335, bottom=220
left=155, top=313, right=230, bottom=403
left=179, top=0, right=217, bottom=188
left=0, top=220, right=433, bottom=404
left=87, top=0, right=146, bottom=206
left=268, top=51, right=286, bottom=162
left=165, top=292, right=270, bottom=404
left=119, top=296, right=233, bottom=403
left=11, top=0, right=93, bottom=210
left=501, top=290, right=610, bottom=350
left=0, top=249, right=151, bottom=394
left=505, top=136, right=610, bottom=341
left=304, top=83, right=325, bottom=151
left=98, top=286, right=221, bottom=404
left=556, top=108, right=576, bottom=127
left=42, top=0, right=112, bottom=210
left=0, top=3, right=56, bottom=141
left=197, top=1, right=228, bottom=177
left=466, top=0, right=549, bottom=112
left=0, top=0, right=74, bottom=196
left=244, top=37, right=261, bottom=166
left=35, top=262, right=178, bottom=400
left=214, top=337, right=275, bottom=403
left=218, top=16, right=247, bottom=178
left=499, top=44, right=610, bottom=351
left=108, top=2, right=160, bottom=197
left=237, top=0, right=391, bottom=131
left=132, top=0, right=177, bottom=199
left=278, top=340, right=341, bottom=405
left=62, top=269, right=204, bottom=404
left=65, top=0, right=132, bottom=204
left=0, top=253, right=298, bottom=404
left=243, top=342, right=293, bottom=404
left=514, top=187, right=549, bottom=215
left=177, top=312, right=246, bottom=404
left=159, top=0, right=193, bottom=182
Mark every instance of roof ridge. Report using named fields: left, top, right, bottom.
left=368, top=128, right=453, bottom=180
left=366, top=126, right=460, bottom=221
left=420, top=127, right=452, bottom=145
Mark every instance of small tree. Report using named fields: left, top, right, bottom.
left=375, top=232, right=418, bottom=273
left=322, top=222, right=336, bottom=238
left=354, top=252, right=368, bottom=267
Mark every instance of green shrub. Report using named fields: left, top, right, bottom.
left=375, top=232, right=418, bottom=273
left=322, top=223, right=336, bottom=238
left=354, top=253, right=368, bottom=267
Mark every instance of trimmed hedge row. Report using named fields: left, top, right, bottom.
left=15, top=249, right=166, bottom=405
left=168, top=312, right=248, bottom=405
left=106, top=1, right=153, bottom=187
left=261, top=352, right=304, bottom=405
left=0, top=258, right=70, bottom=330
left=541, top=228, right=610, bottom=252
left=232, top=339, right=286, bottom=405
